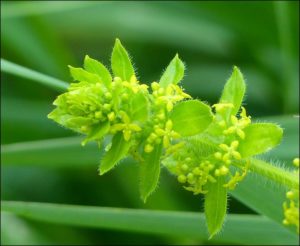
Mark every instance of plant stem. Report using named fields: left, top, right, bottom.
left=1, top=58, right=68, bottom=92
left=234, top=158, right=299, bottom=190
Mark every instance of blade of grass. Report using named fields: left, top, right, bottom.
left=1, top=59, right=68, bottom=92
left=230, top=170, right=290, bottom=231
left=1, top=97, right=73, bottom=144
left=1, top=201, right=298, bottom=245
left=1, top=212, right=53, bottom=245
left=2, top=137, right=294, bottom=227
left=1, top=136, right=100, bottom=167
left=274, top=1, right=298, bottom=113
left=39, top=2, right=234, bottom=55
left=1, top=1, right=99, bottom=19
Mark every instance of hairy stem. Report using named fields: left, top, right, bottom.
left=234, top=158, right=299, bottom=190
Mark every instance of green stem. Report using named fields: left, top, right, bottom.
left=234, top=158, right=299, bottom=190
left=1, top=58, right=68, bottom=92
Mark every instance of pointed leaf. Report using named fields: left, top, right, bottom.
left=99, top=132, right=131, bottom=175
left=238, top=123, right=283, bottom=158
left=205, top=177, right=227, bottom=239
left=81, top=121, right=110, bottom=146
left=159, top=54, right=185, bottom=87
left=68, top=66, right=101, bottom=83
left=219, top=66, right=246, bottom=117
left=140, top=143, right=163, bottom=203
left=130, top=92, right=149, bottom=122
left=170, top=100, right=213, bottom=137
left=111, top=38, right=135, bottom=81
left=84, top=55, right=112, bottom=88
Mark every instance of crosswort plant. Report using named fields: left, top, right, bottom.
left=48, top=39, right=299, bottom=238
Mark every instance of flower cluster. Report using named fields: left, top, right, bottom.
left=283, top=158, right=299, bottom=233
left=49, top=72, right=149, bottom=146
left=211, top=103, right=251, bottom=189
left=164, top=103, right=251, bottom=194
left=144, top=82, right=190, bottom=153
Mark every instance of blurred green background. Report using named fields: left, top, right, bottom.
left=1, top=1, right=299, bottom=245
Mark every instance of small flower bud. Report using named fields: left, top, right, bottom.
left=214, top=152, right=222, bottom=160
left=144, top=144, right=154, bottom=153
left=95, top=111, right=103, bottom=119
left=105, top=92, right=112, bottom=100
left=181, top=164, right=189, bottom=171
left=293, top=158, right=299, bottom=167
left=107, top=112, right=115, bottom=121
left=286, top=191, right=294, bottom=200
left=219, top=165, right=229, bottom=176
left=178, top=175, right=187, bottom=183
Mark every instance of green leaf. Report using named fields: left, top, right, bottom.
left=159, top=54, right=185, bottom=87
left=170, top=100, right=213, bottom=137
left=140, top=143, right=163, bottom=203
left=130, top=92, right=149, bottom=122
left=84, top=55, right=112, bottom=88
left=219, top=66, right=246, bottom=117
left=81, top=121, right=110, bottom=146
left=2, top=201, right=298, bottom=245
left=111, top=38, right=135, bottom=81
left=205, top=177, right=227, bottom=239
left=238, top=123, right=283, bottom=158
left=99, top=132, right=131, bottom=175
left=68, top=65, right=101, bottom=83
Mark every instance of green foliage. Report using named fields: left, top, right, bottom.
left=68, top=66, right=101, bottom=83
left=84, top=55, right=112, bottom=88
left=170, top=100, right=213, bottom=137
left=99, top=132, right=131, bottom=175
left=48, top=39, right=212, bottom=202
left=140, top=144, right=163, bottom=202
left=2, top=201, right=298, bottom=245
left=1, top=4, right=299, bottom=242
left=45, top=40, right=300, bottom=239
left=111, top=38, right=135, bottom=81
left=219, top=66, right=245, bottom=118
left=162, top=66, right=290, bottom=238
left=159, top=54, right=185, bottom=87
left=238, top=123, right=283, bottom=158
left=204, top=177, right=227, bottom=239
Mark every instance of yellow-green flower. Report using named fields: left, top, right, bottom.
left=110, top=111, right=141, bottom=141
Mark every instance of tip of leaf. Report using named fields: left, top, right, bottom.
left=141, top=195, right=148, bottom=204
left=232, top=65, right=242, bottom=76
left=115, top=38, right=121, bottom=45
left=99, top=167, right=108, bottom=176
left=208, top=226, right=221, bottom=240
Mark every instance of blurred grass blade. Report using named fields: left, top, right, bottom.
left=1, top=1, right=99, bottom=19
left=1, top=59, right=68, bottom=92
left=1, top=201, right=298, bottom=245
left=1, top=136, right=100, bottom=167
left=230, top=170, right=290, bottom=231
left=1, top=212, right=50, bottom=245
